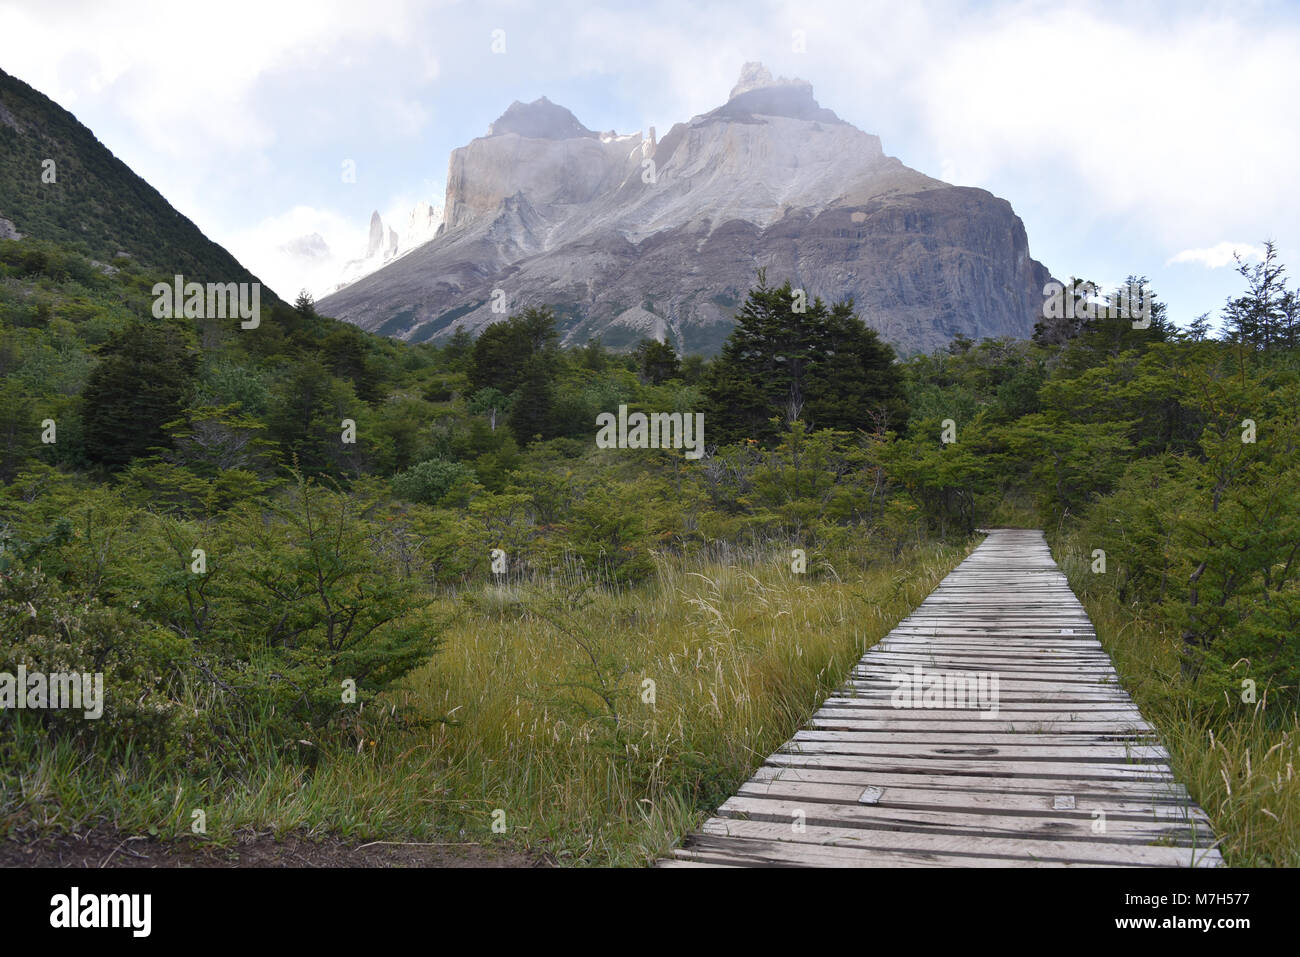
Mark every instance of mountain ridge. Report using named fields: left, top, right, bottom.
left=318, top=62, right=1052, bottom=354
left=0, top=67, right=273, bottom=297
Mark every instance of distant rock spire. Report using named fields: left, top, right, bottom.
left=366, top=211, right=384, bottom=257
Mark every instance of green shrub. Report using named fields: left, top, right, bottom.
left=0, top=566, right=193, bottom=757
left=392, top=457, right=479, bottom=506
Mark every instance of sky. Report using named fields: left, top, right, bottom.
left=1, top=0, right=1297, bottom=332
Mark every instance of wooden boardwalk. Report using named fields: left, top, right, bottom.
left=661, top=529, right=1223, bottom=868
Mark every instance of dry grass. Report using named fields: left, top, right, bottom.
left=396, top=540, right=971, bottom=865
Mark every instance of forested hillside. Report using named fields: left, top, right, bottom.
left=0, top=68, right=270, bottom=292
left=1, top=235, right=1297, bottom=863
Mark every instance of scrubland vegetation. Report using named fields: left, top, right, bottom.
left=2, top=237, right=1297, bottom=864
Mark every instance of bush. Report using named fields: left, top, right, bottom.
left=392, top=457, right=479, bottom=507
left=203, top=476, right=442, bottom=741
left=0, top=566, right=193, bottom=758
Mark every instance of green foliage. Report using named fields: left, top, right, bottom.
left=467, top=307, right=559, bottom=395
left=465, top=307, right=566, bottom=444
left=0, top=69, right=273, bottom=294
left=267, top=358, right=364, bottom=478
left=320, top=326, right=385, bottom=403
left=1223, top=242, right=1299, bottom=350
left=204, top=476, right=441, bottom=737
left=81, top=319, right=199, bottom=468
left=0, top=564, right=194, bottom=757
left=633, top=337, right=681, bottom=384
left=703, top=271, right=907, bottom=445
left=392, top=458, right=478, bottom=506
left=4, top=229, right=1300, bottom=863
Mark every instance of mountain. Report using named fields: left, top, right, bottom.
left=325, top=202, right=444, bottom=294
left=334, top=210, right=399, bottom=290
left=318, top=62, right=1052, bottom=355
left=0, top=67, right=271, bottom=294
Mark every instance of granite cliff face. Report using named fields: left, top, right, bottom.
left=319, top=62, right=1051, bottom=355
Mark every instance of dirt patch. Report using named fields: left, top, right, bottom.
left=0, top=828, right=551, bottom=868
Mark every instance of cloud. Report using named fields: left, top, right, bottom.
left=910, top=4, right=1300, bottom=247
left=1168, top=243, right=1268, bottom=269
left=0, top=0, right=433, bottom=152
left=227, top=205, right=359, bottom=299
left=553, top=1, right=1300, bottom=263
left=233, top=196, right=443, bottom=299
left=0, top=0, right=444, bottom=229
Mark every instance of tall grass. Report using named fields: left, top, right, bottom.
left=396, top=539, right=971, bottom=865
left=1, top=539, right=971, bottom=865
left=1055, top=538, right=1300, bottom=866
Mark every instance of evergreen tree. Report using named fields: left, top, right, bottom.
left=508, top=354, right=556, bottom=444
left=268, top=358, right=359, bottom=476
left=467, top=307, right=559, bottom=395
left=1052, top=277, right=1172, bottom=377
left=703, top=273, right=907, bottom=444
left=467, top=308, right=562, bottom=445
left=804, top=300, right=907, bottom=434
left=633, top=337, right=680, bottom=384
left=321, top=327, right=384, bottom=403
left=1224, top=241, right=1294, bottom=350
left=1186, top=312, right=1214, bottom=342
left=580, top=336, right=609, bottom=372
left=0, top=379, right=37, bottom=481
left=442, top=325, right=474, bottom=370
left=294, top=289, right=318, bottom=319
left=81, top=320, right=199, bottom=468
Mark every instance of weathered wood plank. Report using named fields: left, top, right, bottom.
left=672, top=835, right=1114, bottom=868
left=791, top=730, right=1162, bottom=748
left=807, top=717, right=1156, bottom=734
left=734, top=778, right=1211, bottom=823
left=749, top=764, right=1194, bottom=801
left=764, top=752, right=1176, bottom=780
left=780, top=737, right=1171, bottom=761
left=715, top=796, right=1209, bottom=846
left=699, top=818, right=1223, bottom=867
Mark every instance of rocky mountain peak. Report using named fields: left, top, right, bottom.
left=487, top=96, right=595, bottom=140
left=319, top=201, right=445, bottom=295
left=404, top=201, right=443, bottom=250
left=365, top=211, right=385, bottom=257
left=718, top=61, right=839, bottom=124
left=729, top=61, right=812, bottom=99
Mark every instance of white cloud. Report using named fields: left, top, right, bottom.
left=0, top=0, right=432, bottom=153
left=910, top=5, right=1300, bottom=246
left=1168, top=243, right=1268, bottom=269
left=562, top=1, right=1299, bottom=258
left=228, top=205, right=358, bottom=299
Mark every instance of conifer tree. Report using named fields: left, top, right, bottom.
left=703, top=272, right=907, bottom=444
left=82, top=320, right=198, bottom=468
